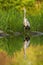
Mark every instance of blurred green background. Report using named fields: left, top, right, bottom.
left=0, top=0, right=43, bottom=65
left=0, top=0, right=43, bottom=32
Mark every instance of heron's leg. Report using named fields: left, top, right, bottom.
left=23, top=42, right=27, bottom=58
left=23, top=47, right=26, bottom=58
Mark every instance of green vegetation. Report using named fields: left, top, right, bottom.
left=0, top=36, right=23, bottom=55
left=0, top=0, right=43, bottom=65
left=0, top=0, right=43, bottom=32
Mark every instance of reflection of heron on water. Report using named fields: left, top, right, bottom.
left=23, top=36, right=30, bottom=58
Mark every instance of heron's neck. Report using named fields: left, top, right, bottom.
left=24, top=12, right=26, bottom=19
left=24, top=8, right=26, bottom=19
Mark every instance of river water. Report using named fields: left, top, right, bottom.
left=0, top=33, right=43, bottom=55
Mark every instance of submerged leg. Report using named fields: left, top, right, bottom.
left=23, top=45, right=26, bottom=59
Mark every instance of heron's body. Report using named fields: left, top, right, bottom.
left=23, top=18, right=30, bottom=27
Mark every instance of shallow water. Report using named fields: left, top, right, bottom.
left=0, top=34, right=43, bottom=55
left=0, top=34, right=43, bottom=65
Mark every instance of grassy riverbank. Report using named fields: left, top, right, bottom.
left=0, top=7, right=43, bottom=33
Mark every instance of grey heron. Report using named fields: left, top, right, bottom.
left=23, top=7, right=30, bottom=30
